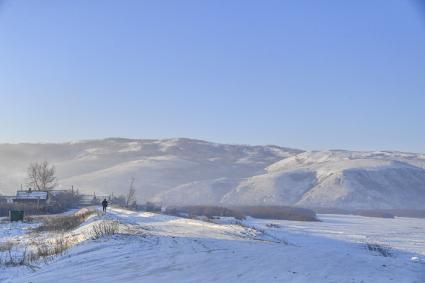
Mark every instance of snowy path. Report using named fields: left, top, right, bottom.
left=2, top=209, right=425, bottom=283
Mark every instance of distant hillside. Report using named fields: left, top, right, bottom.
left=0, top=138, right=299, bottom=200
left=1, top=138, right=425, bottom=209
left=219, top=151, right=425, bottom=209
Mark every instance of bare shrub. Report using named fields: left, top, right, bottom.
left=1, top=209, right=102, bottom=267
left=0, top=241, right=30, bottom=267
left=24, top=215, right=36, bottom=223
left=0, top=236, right=73, bottom=267
left=34, top=242, right=49, bottom=258
left=35, top=209, right=98, bottom=232
left=25, top=250, right=41, bottom=264
left=36, top=215, right=80, bottom=232
left=91, top=221, right=119, bottom=239
left=52, top=234, right=71, bottom=255
left=74, top=207, right=96, bottom=217
left=0, top=241, right=14, bottom=252
left=34, top=234, right=71, bottom=260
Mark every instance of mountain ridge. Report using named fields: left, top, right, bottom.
left=0, top=138, right=424, bottom=209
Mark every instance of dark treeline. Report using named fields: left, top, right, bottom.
left=153, top=205, right=319, bottom=222
left=312, top=207, right=425, bottom=219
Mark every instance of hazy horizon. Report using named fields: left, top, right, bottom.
left=1, top=136, right=425, bottom=155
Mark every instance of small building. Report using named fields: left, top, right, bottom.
left=14, top=190, right=49, bottom=206
left=0, top=195, right=15, bottom=204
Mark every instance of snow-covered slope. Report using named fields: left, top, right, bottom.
left=2, top=208, right=424, bottom=282
left=0, top=138, right=299, bottom=201
left=220, top=151, right=425, bottom=209
left=154, top=149, right=425, bottom=209
left=1, top=139, right=425, bottom=209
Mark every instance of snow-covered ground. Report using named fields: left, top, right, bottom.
left=1, top=208, right=424, bottom=283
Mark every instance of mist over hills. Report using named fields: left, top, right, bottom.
left=0, top=138, right=424, bottom=209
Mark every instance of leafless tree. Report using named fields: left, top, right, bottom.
left=126, top=177, right=137, bottom=207
left=27, top=161, right=57, bottom=191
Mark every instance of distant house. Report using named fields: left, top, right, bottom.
left=0, top=195, right=15, bottom=204
left=14, top=190, right=49, bottom=206
left=3, top=189, right=105, bottom=207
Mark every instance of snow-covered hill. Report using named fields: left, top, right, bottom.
left=220, top=151, right=425, bottom=209
left=0, top=138, right=299, bottom=200
left=1, top=138, right=425, bottom=209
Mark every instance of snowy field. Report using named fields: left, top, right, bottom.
left=1, top=208, right=424, bottom=283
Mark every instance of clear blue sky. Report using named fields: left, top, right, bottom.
left=0, top=0, right=424, bottom=152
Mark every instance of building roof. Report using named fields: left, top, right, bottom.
left=16, top=190, right=48, bottom=200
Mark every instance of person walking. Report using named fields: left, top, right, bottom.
left=102, top=198, right=108, bottom=213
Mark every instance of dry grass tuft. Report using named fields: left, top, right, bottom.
left=0, top=209, right=124, bottom=267
left=0, top=241, right=30, bottom=267
left=35, top=208, right=99, bottom=232
left=91, top=221, right=119, bottom=239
